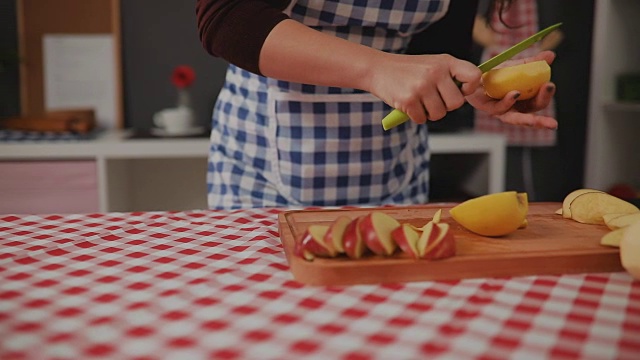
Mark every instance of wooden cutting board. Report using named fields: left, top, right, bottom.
left=278, top=203, right=624, bottom=286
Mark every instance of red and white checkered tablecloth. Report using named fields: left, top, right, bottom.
left=1, top=208, right=639, bottom=360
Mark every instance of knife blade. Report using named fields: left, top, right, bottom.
left=381, top=22, right=563, bottom=131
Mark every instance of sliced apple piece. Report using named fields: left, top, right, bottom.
left=601, top=227, right=626, bottom=248
left=432, top=209, right=443, bottom=223
left=343, top=216, right=367, bottom=259
left=323, top=215, right=351, bottom=254
left=562, top=188, right=604, bottom=219
left=604, top=213, right=640, bottom=230
left=295, top=225, right=331, bottom=261
left=620, top=220, right=640, bottom=280
left=416, top=221, right=456, bottom=260
left=409, top=209, right=444, bottom=232
left=555, top=208, right=562, bottom=215
left=569, top=192, right=639, bottom=225
left=423, top=223, right=456, bottom=260
left=602, top=213, right=627, bottom=228
left=391, top=224, right=421, bottom=259
left=416, top=222, right=437, bottom=258
left=359, top=212, right=400, bottom=256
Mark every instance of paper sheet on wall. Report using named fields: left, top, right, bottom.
left=43, top=34, right=117, bottom=129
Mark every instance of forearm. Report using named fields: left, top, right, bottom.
left=259, top=19, right=382, bottom=92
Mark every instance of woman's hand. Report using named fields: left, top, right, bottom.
left=367, top=53, right=482, bottom=124
left=466, top=50, right=559, bottom=129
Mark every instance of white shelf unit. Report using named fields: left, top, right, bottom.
left=0, top=130, right=505, bottom=213
left=584, top=0, right=640, bottom=191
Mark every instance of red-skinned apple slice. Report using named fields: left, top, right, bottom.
left=422, top=223, right=456, bottom=260
left=359, top=212, right=400, bottom=256
left=323, top=215, right=351, bottom=254
left=416, top=221, right=456, bottom=260
left=343, top=216, right=367, bottom=259
left=391, top=224, right=420, bottom=259
left=296, top=225, right=332, bottom=260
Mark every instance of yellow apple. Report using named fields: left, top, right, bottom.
left=449, top=191, right=528, bottom=237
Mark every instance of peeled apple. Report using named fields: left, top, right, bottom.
left=482, top=60, right=551, bottom=100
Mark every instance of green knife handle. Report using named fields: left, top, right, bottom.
left=381, top=79, right=462, bottom=131
left=382, top=109, right=409, bottom=130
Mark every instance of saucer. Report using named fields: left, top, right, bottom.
left=151, top=126, right=207, bottom=137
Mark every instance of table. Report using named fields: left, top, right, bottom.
left=1, top=208, right=638, bottom=360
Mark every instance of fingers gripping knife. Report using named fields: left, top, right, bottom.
left=381, top=23, right=563, bottom=131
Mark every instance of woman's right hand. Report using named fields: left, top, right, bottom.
left=367, top=53, right=482, bottom=124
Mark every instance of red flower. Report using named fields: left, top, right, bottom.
left=171, top=65, right=196, bottom=89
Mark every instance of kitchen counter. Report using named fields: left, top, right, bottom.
left=0, top=129, right=506, bottom=213
left=1, top=206, right=638, bottom=359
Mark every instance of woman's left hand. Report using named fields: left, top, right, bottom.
left=466, top=50, right=559, bottom=129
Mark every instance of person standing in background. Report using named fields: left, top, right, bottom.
left=473, top=0, right=564, bottom=199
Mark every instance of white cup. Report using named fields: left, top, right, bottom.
left=153, top=107, right=195, bottom=134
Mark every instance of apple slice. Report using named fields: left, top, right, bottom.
left=562, top=188, right=604, bottom=219
left=620, top=220, right=640, bottom=280
left=569, top=192, right=639, bottom=224
left=604, top=213, right=640, bottom=230
left=391, top=224, right=420, bottom=259
left=416, top=222, right=456, bottom=260
left=295, top=225, right=331, bottom=261
left=323, top=215, right=351, bottom=254
left=409, top=209, right=443, bottom=231
left=432, top=209, right=443, bottom=223
left=423, top=223, right=456, bottom=260
left=601, top=227, right=625, bottom=248
left=359, top=212, right=400, bottom=256
left=343, top=216, right=367, bottom=259
left=416, top=221, right=437, bottom=257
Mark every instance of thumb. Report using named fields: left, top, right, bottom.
left=451, top=61, right=482, bottom=96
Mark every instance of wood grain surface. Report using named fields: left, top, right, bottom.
left=278, top=203, right=623, bottom=286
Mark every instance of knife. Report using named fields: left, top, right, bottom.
left=381, top=22, right=563, bottom=130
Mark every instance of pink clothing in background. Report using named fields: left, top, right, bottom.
left=475, top=0, right=557, bottom=147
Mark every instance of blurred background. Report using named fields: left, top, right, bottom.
left=1, top=0, right=637, bottom=213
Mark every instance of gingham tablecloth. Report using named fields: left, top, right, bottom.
left=1, top=208, right=639, bottom=360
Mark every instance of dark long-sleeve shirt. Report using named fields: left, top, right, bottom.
left=196, top=0, right=478, bottom=75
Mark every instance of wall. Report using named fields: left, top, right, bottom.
left=120, top=0, right=229, bottom=130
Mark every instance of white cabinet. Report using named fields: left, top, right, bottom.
left=0, top=130, right=506, bottom=213
left=584, top=0, right=640, bottom=191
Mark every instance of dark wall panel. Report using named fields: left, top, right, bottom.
left=0, top=0, right=20, bottom=118
left=120, top=0, right=229, bottom=129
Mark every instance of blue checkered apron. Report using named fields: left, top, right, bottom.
left=208, top=0, right=450, bottom=209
